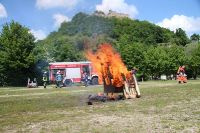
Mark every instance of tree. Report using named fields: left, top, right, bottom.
left=144, top=46, right=169, bottom=79
left=58, top=12, right=114, bottom=36
left=190, top=33, right=200, bottom=42
left=164, top=44, right=186, bottom=77
left=185, top=43, right=200, bottom=79
left=0, top=21, right=36, bottom=86
left=119, top=43, right=146, bottom=70
left=174, top=28, right=189, bottom=46
left=112, top=18, right=174, bottom=45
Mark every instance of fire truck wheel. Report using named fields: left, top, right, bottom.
left=91, top=77, right=99, bottom=85
left=64, top=79, right=72, bottom=86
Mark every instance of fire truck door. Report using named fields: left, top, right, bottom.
left=65, top=68, right=81, bottom=79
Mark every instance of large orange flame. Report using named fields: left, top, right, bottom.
left=86, top=43, right=130, bottom=87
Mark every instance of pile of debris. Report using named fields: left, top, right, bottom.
left=87, top=93, right=125, bottom=105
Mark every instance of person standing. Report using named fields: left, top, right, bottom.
left=56, top=70, right=62, bottom=88
left=42, top=72, right=48, bottom=88
left=131, top=67, right=138, bottom=75
left=83, top=72, right=89, bottom=87
left=177, top=65, right=187, bottom=83
left=131, top=67, right=141, bottom=83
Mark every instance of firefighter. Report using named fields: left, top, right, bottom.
left=131, top=67, right=138, bottom=75
left=42, top=71, right=48, bottom=88
left=83, top=72, right=89, bottom=87
left=177, top=65, right=187, bottom=83
left=56, top=70, right=62, bottom=88
left=131, top=67, right=140, bottom=82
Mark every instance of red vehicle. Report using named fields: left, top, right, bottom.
left=49, top=62, right=99, bottom=86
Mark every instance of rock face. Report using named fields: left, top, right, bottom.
left=107, top=10, right=129, bottom=18
left=93, top=10, right=129, bottom=18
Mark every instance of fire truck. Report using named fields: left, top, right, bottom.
left=49, top=62, right=99, bottom=86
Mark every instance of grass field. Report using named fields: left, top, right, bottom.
left=0, top=80, right=199, bottom=133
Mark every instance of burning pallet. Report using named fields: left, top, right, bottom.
left=102, top=64, right=140, bottom=99
left=87, top=64, right=140, bottom=105
left=86, top=43, right=141, bottom=104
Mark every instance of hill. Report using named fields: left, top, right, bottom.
left=33, top=11, right=199, bottom=80
left=34, top=11, right=176, bottom=62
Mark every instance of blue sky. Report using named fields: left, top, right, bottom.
left=0, top=0, right=200, bottom=40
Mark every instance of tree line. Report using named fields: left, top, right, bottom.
left=0, top=12, right=200, bottom=86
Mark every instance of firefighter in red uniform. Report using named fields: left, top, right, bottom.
left=177, top=65, right=187, bottom=83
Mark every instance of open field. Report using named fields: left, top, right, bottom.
left=0, top=80, right=199, bottom=133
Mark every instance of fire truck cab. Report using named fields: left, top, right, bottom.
left=49, top=62, right=99, bottom=86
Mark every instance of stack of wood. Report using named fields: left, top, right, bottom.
left=123, top=74, right=140, bottom=99
left=103, top=68, right=141, bottom=99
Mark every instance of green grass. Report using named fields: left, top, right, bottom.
left=0, top=80, right=199, bottom=132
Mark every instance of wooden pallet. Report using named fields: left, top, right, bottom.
left=123, top=74, right=140, bottom=99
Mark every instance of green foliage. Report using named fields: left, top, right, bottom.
left=0, top=21, right=36, bottom=86
left=119, top=43, right=146, bottom=70
left=185, top=43, right=200, bottom=79
left=58, top=12, right=114, bottom=36
left=34, top=34, right=83, bottom=62
left=190, top=33, right=200, bottom=42
left=174, top=28, right=189, bottom=46
left=165, top=44, right=186, bottom=74
left=144, top=46, right=168, bottom=78
left=112, top=18, right=173, bottom=45
left=114, top=29, right=187, bottom=80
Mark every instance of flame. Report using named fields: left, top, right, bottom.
left=86, top=43, right=130, bottom=87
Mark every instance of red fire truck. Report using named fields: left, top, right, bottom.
left=49, top=62, right=99, bottom=86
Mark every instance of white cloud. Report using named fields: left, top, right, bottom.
left=157, top=15, right=200, bottom=35
left=53, top=13, right=71, bottom=28
left=30, top=29, right=47, bottom=40
left=36, top=0, right=78, bottom=9
left=0, top=3, right=7, bottom=18
left=96, top=0, right=138, bottom=18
